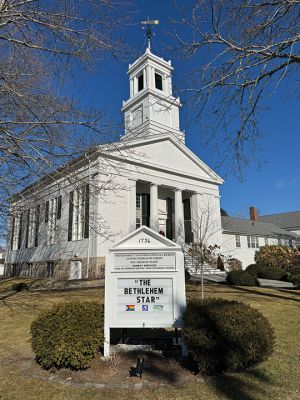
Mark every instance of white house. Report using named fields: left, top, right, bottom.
left=5, top=47, right=224, bottom=280
left=221, top=207, right=299, bottom=269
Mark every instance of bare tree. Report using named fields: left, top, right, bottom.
left=187, top=199, right=221, bottom=300
left=172, top=0, right=300, bottom=177
left=0, top=0, right=131, bottom=237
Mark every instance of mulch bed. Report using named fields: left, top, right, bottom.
left=21, top=348, right=201, bottom=389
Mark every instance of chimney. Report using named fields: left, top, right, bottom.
left=249, top=206, right=257, bottom=221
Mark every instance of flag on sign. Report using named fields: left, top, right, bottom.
left=126, top=305, right=135, bottom=311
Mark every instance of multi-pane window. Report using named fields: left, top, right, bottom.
left=279, top=238, right=288, bottom=246
left=26, top=206, right=40, bottom=248
left=68, top=185, right=89, bottom=241
left=235, top=235, right=241, bottom=248
left=247, top=236, right=259, bottom=248
left=136, top=193, right=150, bottom=229
left=11, top=214, right=21, bottom=250
left=155, top=72, right=163, bottom=90
left=45, top=196, right=61, bottom=245
left=264, top=237, right=269, bottom=246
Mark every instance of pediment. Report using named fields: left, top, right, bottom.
left=108, top=135, right=223, bottom=184
left=111, top=225, right=180, bottom=250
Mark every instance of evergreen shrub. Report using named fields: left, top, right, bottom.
left=245, top=264, right=262, bottom=276
left=31, top=301, right=104, bottom=371
left=183, top=299, right=275, bottom=374
left=290, top=265, right=300, bottom=276
left=256, top=265, right=288, bottom=280
left=185, top=268, right=191, bottom=282
left=290, top=274, right=300, bottom=288
left=226, top=270, right=256, bottom=286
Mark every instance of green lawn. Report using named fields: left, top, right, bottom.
left=0, top=281, right=299, bottom=400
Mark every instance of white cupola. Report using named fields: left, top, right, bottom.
left=121, top=48, right=184, bottom=142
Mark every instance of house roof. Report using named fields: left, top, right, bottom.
left=258, top=211, right=300, bottom=230
left=221, top=216, right=299, bottom=239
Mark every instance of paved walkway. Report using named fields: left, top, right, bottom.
left=190, top=274, right=227, bottom=284
left=257, top=278, right=295, bottom=289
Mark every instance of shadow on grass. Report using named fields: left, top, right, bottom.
left=210, top=368, right=273, bottom=400
left=231, top=286, right=300, bottom=303
left=125, top=350, right=179, bottom=384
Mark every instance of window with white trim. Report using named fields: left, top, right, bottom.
left=68, top=185, right=89, bottom=241
left=264, top=237, right=269, bottom=246
left=11, top=214, right=21, bottom=250
left=135, top=193, right=150, bottom=229
left=25, top=205, right=40, bottom=248
left=247, top=236, right=259, bottom=248
left=45, top=196, right=61, bottom=245
left=235, top=235, right=241, bottom=248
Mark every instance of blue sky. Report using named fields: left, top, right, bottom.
left=72, top=0, right=299, bottom=218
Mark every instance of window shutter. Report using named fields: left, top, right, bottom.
left=18, top=212, right=23, bottom=249
left=84, top=184, right=89, bottom=239
left=10, top=217, right=15, bottom=250
left=25, top=209, right=30, bottom=248
left=35, top=205, right=40, bottom=247
left=68, top=191, right=74, bottom=241
left=45, top=200, right=49, bottom=223
left=57, top=195, right=62, bottom=220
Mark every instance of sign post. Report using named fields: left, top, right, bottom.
left=104, top=226, right=186, bottom=357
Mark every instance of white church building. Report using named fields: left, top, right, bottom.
left=5, top=47, right=224, bottom=280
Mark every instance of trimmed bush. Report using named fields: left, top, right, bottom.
left=226, top=270, right=256, bottom=286
left=183, top=299, right=275, bottom=374
left=290, top=274, right=300, bottom=288
left=246, top=264, right=262, bottom=277
left=31, top=301, right=104, bottom=371
left=11, top=282, right=29, bottom=292
left=256, top=265, right=288, bottom=281
left=290, top=265, right=300, bottom=276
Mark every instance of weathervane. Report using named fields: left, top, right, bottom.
left=141, top=18, right=159, bottom=50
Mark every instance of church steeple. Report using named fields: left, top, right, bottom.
left=121, top=47, right=184, bottom=143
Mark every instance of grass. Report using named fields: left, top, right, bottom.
left=0, top=280, right=299, bottom=400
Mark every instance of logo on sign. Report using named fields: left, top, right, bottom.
left=142, top=305, right=148, bottom=311
left=126, top=304, right=135, bottom=311
left=153, top=304, right=164, bottom=311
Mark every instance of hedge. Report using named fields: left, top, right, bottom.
left=290, top=274, right=300, bottom=288
left=226, top=270, right=257, bottom=286
left=31, top=301, right=104, bottom=371
left=183, top=299, right=275, bottom=374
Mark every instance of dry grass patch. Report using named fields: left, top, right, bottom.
left=0, top=284, right=299, bottom=400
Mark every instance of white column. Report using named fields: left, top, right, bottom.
left=190, top=192, right=201, bottom=242
left=128, top=179, right=136, bottom=233
left=130, top=78, right=133, bottom=97
left=146, top=65, right=150, bottom=89
left=175, top=188, right=185, bottom=246
left=150, top=183, right=159, bottom=231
